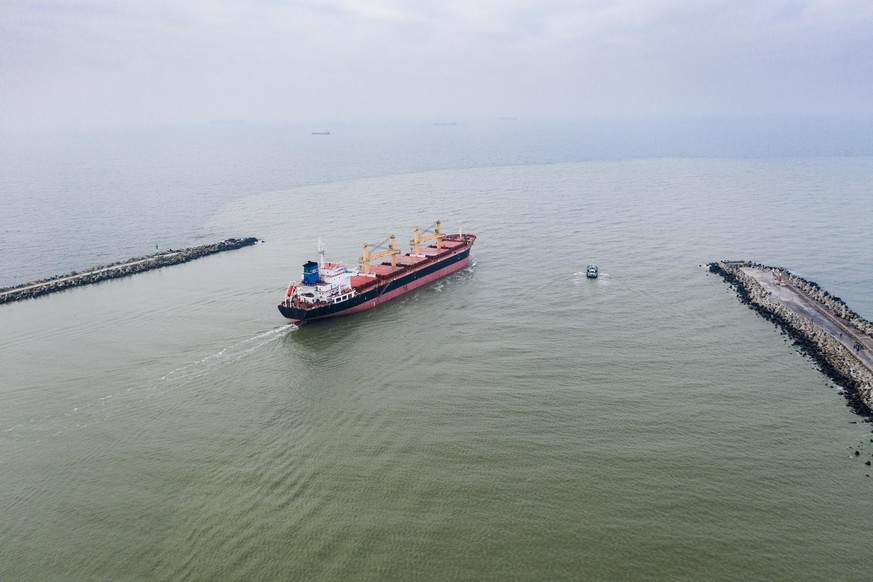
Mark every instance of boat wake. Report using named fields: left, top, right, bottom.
left=157, top=324, right=296, bottom=387
left=573, top=270, right=609, bottom=284
left=2, top=324, right=298, bottom=438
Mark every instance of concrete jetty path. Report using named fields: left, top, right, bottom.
left=1, top=237, right=259, bottom=305
left=740, top=266, right=873, bottom=373
left=710, top=261, right=873, bottom=416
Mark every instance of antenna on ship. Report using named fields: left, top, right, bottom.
left=317, top=238, right=325, bottom=268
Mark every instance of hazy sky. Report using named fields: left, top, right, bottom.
left=2, top=0, right=872, bottom=130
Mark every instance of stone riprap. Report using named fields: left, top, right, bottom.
left=709, top=261, right=873, bottom=417
left=0, top=237, right=260, bottom=305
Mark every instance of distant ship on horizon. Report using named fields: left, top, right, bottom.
left=311, top=131, right=331, bottom=135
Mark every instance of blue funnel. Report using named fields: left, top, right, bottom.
left=302, top=261, right=319, bottom=285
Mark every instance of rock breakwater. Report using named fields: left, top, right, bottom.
left=0, top=237, right=260, bottom=305
left=709, top=261, right=873, bottom=417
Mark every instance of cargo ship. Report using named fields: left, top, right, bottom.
left=278, top=221, right=476, bottom=323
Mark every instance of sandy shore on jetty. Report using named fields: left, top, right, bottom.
left=709, top=261, right=873, bottom=416
left=0, top=237, right=259, bottom=304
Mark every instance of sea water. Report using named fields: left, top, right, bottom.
left=1, top=120, right=873, bottom=579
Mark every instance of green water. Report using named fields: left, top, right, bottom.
left=2, top=159, right=873, bottom=579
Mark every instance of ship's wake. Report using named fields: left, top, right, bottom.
left=573, top=270, right=609, bottom=284
left=157, top=324, right=296, bottom=387
left=428, top=257, right=477, bottom=293
left=2, top=324, right=298, bottom=438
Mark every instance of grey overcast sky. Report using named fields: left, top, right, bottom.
left=1, top=0, right=872, bottom=130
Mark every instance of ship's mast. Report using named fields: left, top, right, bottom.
left=317, top=238, right=325, bottom=268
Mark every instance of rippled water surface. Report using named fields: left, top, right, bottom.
left=2, top=125, right=873, bottom=579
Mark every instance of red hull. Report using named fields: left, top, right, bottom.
left=279, top=231, right=476, bottom=323
left=329, top=254, right=470, bottom=318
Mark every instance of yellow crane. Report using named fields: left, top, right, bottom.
left=359, top=235, right=400, bottom=275
left=410, top=220, right=444, bottom=255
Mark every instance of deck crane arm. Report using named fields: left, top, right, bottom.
left=410, top=220, right=444, bottom=255
left=359, top=235, right=400, bottom=274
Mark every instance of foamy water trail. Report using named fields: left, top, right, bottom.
left=157, top=324, right=295, bottom=385
left=1, top=324, right=297, bottom=437
left=573, top=271, right=609, bottom=284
